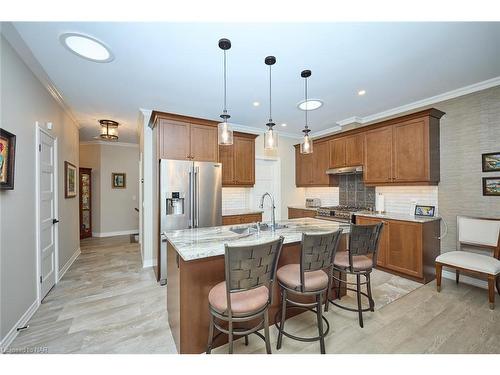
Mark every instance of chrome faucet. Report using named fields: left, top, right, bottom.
left=260, top=192, right=276, bottom=230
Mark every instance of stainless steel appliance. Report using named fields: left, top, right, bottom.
left=326, top=165, right=363, bottom=175
left=159, top=159, right=222, bottom=284
left=305, top=198, right=321, bottom=208
left=316, top=205, right=371, bottom=223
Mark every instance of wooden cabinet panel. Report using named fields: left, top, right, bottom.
left=219, top=144, right=234, bottom=185
left=392, top=118, right=429, bottom=182
left=386, top=220, right=422, bottom=278
left=329, top=138, right=346, bottom=168
left=364, top=126, right=393, bottom=184
left=345, top=133, right=364, bottom=166
left=288, top=208, right=317, bottom=219
left=222, top=213, right=262, bottom=225
left=356, top=216, right=388, bottom=267
left=295, top=146, right=313, bottom=186
left=233, top=137, right=255, bottom=186
left=190, top=124, right=218, bottom=162
left=158, top=119, right=190, bottom=160
left=313, top=142, right=330, bottom=185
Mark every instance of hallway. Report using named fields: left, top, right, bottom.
left=10, top=236, right=176, bottom=353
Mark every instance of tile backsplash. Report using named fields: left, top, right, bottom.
left=222, top=188, right=251, bottom=210
left=375, top=186, right=438, bottom=215
left=338, top=173, right=376, bottom=208
left=304, top=187, right=339, bottom=206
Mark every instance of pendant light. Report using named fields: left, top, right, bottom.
left=217, top=38, right=234, bottom=146
left=99, top=119, right=119, bottom=140
left=300, top=70, right=313, bottom=154
left=264, top=56, right=278, bottom=150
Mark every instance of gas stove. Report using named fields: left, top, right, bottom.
left=316, top=205, right=372, bottom=223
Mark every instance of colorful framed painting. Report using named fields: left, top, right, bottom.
left=414, top=205, right=435, bottom=217
left=64, top=161, right=77, bottom=198
left=482, top=152, right=500, bottom=172
left=112, top=173, right=126, bottom=189
left=0, top=128, right=16, bottom=190
left=483, top=177, right=500, bottom=196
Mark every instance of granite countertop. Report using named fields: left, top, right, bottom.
left=164, top=218, right=349, bottom=261
left=288, top=205, right=319, bottom=212
left=222, top=208, right=264, bottom=216
left=355, top=211, right=441, bottom=223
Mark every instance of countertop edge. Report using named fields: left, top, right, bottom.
left=355, top=211, right=441, bottom=223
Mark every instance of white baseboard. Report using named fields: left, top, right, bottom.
left=92, top=229, right=139, bottom=238
left=442, top=270, right=488, bottom=290
left=58, top=247, right=80, bottom=282
left=0, top=299, right=39, bottom=353
left=142, top=258, right=154, bottom=268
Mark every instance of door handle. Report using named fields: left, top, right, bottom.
left=188, top=170, right=193, bottom=228
left=52, top=219, right=59, bottom=224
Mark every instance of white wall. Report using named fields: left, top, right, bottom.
left=0, top=35, right=80, bottom=345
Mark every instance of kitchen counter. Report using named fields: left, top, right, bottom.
left=222, top=208, right=263, bottom=216
left=164, top=217, right=349, bottom=261
left=288, top=205, right=319, bottom=211
left=355, top=211, right=441, bottom=223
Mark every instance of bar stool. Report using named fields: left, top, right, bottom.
left=328, top=223, right=383, bottom=328
left=275, top=230, right=343, bottom=354
left=206, top=236, right=284, bottom=354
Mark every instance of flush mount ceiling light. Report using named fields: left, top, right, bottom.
left=263, top=56, right=278, bottom=151
left=60, top=33, right=114, bottom=63
left=253, top=101, right=260, bottom=107
left=358, top=89, right=366, bottom=96
left=299, top=70, right=314, bottom=154
left=98, top=119, right=119, bottom=140
left=297, top=99, right=323, bottom=111
left=217, top=38, right=234, bottom=146
left=281, top=123, right=287, bottom=127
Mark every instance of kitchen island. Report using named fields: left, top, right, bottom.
left=164, top=218, right=350, bottom=354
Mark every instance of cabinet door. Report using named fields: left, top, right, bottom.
left=355, top=216, right=388, bottom=267
left=233, top=137, right=255, bottom=185
left=364, top=126, right=393, bottom=184
left=219, top=144, right=234, bottom=185
left=190, top=124, right=218, bottom=162
left=240, top=213, right=262, bottom=224
left=393, top=118, right=429, bottom=182
left=329, top=138, right=346, bottom=168
left=222, top=215, right=242, bottom=225
left=158, top=119, right=190, bottom=160
left=295, top=147, right=313, bottom=186
left=386, top=220, right=423, bottom=278
left=345, top=133, right=364, bottom=166
left=313, top=141, right=330, bottom=185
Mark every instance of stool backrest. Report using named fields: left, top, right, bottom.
left=224, top=236, right=284, bottom=299
left=299, top=230, right=343, bottom=292
left=457, top=216, right=500, bottom=259
left=348, top=223, right=384, bottom=265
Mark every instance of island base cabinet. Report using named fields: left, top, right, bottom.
left=167, top=239, right=347, bottom=354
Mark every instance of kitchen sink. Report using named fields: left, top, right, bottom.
left=229, top=226, right=255, bottom=235
left=229, top=223, right=288, bottom=235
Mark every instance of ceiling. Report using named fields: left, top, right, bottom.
left=12, top=22, right=500, bottom=143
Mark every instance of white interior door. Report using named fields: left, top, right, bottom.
left=39, top=130, right=57, bottom=299
left=252, top=158, right=281, bottom=222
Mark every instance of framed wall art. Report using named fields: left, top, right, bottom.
left=482, top=177, right=500, bottom=196
left=64, top=161, right=77, bottom=198
left=482, top=152, right=500, bottom=172
left=112, top=172, right=126, bottom=189
left=0, top=128, right=16, bottom=190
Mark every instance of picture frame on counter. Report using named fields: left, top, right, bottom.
left=481, top=152, right=500, bottom=172
left=414, top=205, right=435, bottom=217
left=482, top=177, right=500, bottom=196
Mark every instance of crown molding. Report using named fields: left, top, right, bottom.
left=311, top=76, right=500, bottom=137
left=80, top=140, right=139, bottom=148
left=1, top=22, right=81, bottom=129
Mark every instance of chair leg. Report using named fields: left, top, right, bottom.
left=366, top=272, right=375, bottom=312
left=336, top=271, right=342, bottom=301
left=244, top=335, right=249, bottom=346
left=228, top=319, right=234, bottom=354
left=356, top=274, right=364, bottom=328
left=435, top=263, right=442, bottom=292
left=263, top=309, right=271, bottom=354
left=206, top=313, right=214, bottom=354
left=316, top=293, right=326, bottom=354
left=488, top=275, right=495, bottom=310
left=456, top=270, right=460, bottom=284
left=325, top=272, right=332, bottom=312
left=497, top=275, right=500, bottom=296
left=276, top=288, right=287, bottom=350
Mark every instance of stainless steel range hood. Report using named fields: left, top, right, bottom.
left=326, top=166, right=363, bottom=175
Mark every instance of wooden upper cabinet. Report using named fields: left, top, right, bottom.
left=295, top=146, right=313, bottom=186
left=190, top=124, right=218, bottom=162
left=364, top=126, right=393, bottom=184
left=313, top=141, right=330, bottom=185
left=345, top=133, right=364, bottom=166
left=219, top=132, right=257, bottom=187
left=158, top=119, right=191, bottom=160
left=329, top=138, right=346, bottom=168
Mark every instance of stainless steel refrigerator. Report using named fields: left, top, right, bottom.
left=158, top=159, right=222, bottom=284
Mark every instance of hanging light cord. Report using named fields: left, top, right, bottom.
left=269, top=64, right=272, bottom=123
left=223, top=49, right=227, bottom=116
left=304, top=75, right=309, bottom=130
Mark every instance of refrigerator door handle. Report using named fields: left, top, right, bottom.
left=194, top=166, right=200, bottom=228
left=188, top=170, right=193, bottom=228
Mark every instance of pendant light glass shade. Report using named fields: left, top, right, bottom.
left=263, top=56, right=278, bottom=151
left=264, top=126, right=278, bottom=150
left=300, top=69, right=313, bottom=154
left=99, top=119, right=119, bottom=140
left=300, top=132, right=313, bottom=154
left=218, top=38, right=234, bottom=146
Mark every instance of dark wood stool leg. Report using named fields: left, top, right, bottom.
left=316, top=293, right=326, bottom=354
left=366, top=272, right=375, bottom=312
left=497, top=275, right=500, bottom=296
left=276, top=288, right=287, bottom=350
left=337, top=270, right=343, bottom=301
left=436, top=263, right=442, bottom=292
left=263, top=309, right=271, bottom=354
left=228, top=319, right=234, bottom=354
left=488, top=275, right=495, bottom=310
left=206, top=313, right=214, bottom=354
left=356, top=274, right=364, bottom=328
left=456, top=270, right=460, bottom=284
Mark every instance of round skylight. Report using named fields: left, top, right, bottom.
left=60, top=33, right=114, bottom=63
left=297, top=99, right=323, bottom=111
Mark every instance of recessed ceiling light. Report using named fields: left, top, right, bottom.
left=358, top=89, right=366, bottom=96
left=60, top=33, right=114, bottom=63
left=298, top=99, right=323, bottom=111
left=253, top=101, right=260, bottom=107
left=281, top=123, right=287, bottom=127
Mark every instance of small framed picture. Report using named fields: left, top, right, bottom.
left=64, top=161, right=77, bottom=198
left=0, top=128, right=16, bottom=190
left=112, top=173, right=126, bottom=189
left=414, top=205, right=435, bottom=217
left=482, top=152, right=500, bottom=172
left=483, top=177, right=500, bottom=196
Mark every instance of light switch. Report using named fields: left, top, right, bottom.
left=46, top=122, right=53, bottom=130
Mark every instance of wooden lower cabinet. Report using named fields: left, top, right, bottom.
left=222, top=213, right=262, bottom=225
left=355, top=216, right=440, bottom=283
left=288, top=207, right=318, bottom=219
